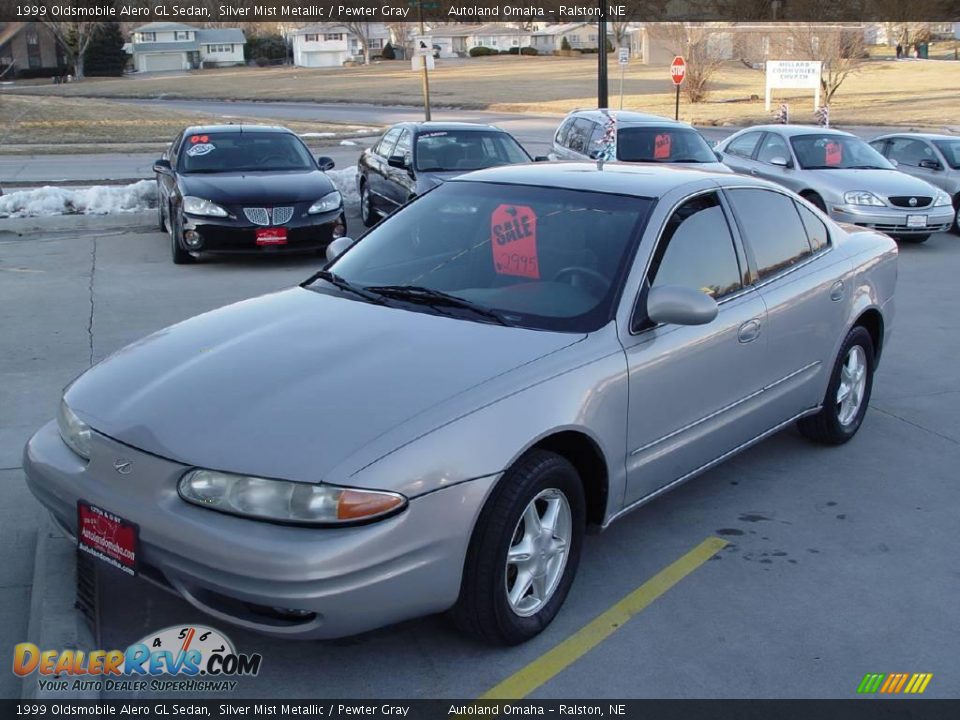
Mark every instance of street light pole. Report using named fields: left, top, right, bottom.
left=418, top=1, right=432, bottom=121
left=597, top=0, right=608, bottom=108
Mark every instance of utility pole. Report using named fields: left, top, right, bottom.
left=418, top=1, right=432, bottom=121
left=597, top=0, right=608, bottom=108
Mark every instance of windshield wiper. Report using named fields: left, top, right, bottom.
left=848, top=165, right=886, bottom=170
left=364, top=285, right=509, bottom=325
left=301, top=270, right=388, bottom=305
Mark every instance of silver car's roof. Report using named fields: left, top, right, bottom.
left=871, top=132, right=960, bottom=142
left=453, top=162, right=751, bottom=198
left=564, top=109, right=690, bottom=128
left=734, top=124, right=856, bottom=138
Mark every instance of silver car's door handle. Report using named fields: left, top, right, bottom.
left=830, top=280, right=845, bottom=301
left=749, top=168, right=759, bottom=175
left=738, top=318, right=762, bottom=343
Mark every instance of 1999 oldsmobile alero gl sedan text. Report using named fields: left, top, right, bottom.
left=24, top=164, right=897, bottom=645
left=154, top=124, right=346, bottom=264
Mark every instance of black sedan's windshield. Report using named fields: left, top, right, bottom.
left=617, top=127, right=716, bottom=163
left=179, top=132, right=315, bottom=173
left=322, top=182, right=652, bottom=332
left=415, top=130, right=530, bottom=172
left=791, top=134, right=893, bottom=170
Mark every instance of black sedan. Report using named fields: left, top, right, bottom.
left=154, top=124, right=346, bottom=264
left=357, top=122, right=534, bottom=227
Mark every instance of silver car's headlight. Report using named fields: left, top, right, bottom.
left=933, top=191, right=952, bottom=207
left=57, top=399, right=92, bottom=460
left=307, top=191, right=342, bottom=215
left=182, top=196, right=228, bottom=217
left=178, top=469, right=407, bottom=525
left=843, top=191, right=885, bottom=207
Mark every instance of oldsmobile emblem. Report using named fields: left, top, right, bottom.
left=113, top=458, right=133, bottom=475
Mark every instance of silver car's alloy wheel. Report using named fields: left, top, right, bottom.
left=504, top=488, right=571, bottom=617
left=836, top=345, right=867, bottom=426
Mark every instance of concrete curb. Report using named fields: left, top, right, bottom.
left=1, top=211, right=155, bottom=236
left=21, top=515, right=100, bottom=700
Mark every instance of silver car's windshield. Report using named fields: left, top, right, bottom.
left=933, top=140, right=960, bottom=169
left=617, top=127, right=716, bottom=163
left=415, top=130, right=530, bottom=171
left=791, top=134, right=893, bottom=170
left=324, top=181, right=652, bottom=332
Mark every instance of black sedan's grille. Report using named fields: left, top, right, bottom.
left=243, top=207, right=294, bottom=226
left=887, top=196, right=932, bottom=208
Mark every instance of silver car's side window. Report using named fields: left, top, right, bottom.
left=727, top=189, right=813, bottom=280
left=647, top=193, right=743, bottom=300
left=756, top=133, right=791, bottom=165
left=726, top=131, right=763, bottom=159
left=795, top=202, right=831, bottom=253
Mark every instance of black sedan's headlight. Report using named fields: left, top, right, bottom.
left=307, top=191, right=342, bottom=215
left=183, top=196, right=229, bottom=217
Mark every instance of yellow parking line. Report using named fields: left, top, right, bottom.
left=480, top=536, right=728, bottom=700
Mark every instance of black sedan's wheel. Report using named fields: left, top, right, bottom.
left=798, top=326, right=874, bottom=445
left=360, top=182, right=377, bottom=228
left=452, top=449, right=585, bottom=645
left=170, top=210, right=196, bottom=265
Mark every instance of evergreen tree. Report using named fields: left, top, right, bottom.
left=83, top=22, right=128, bottom=77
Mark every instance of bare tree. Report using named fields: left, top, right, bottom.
left=40, top=21, right=103, bottom=79
left=341, top=22, right=374, bottom=64
left=788, top=25, right=865, bottom=103
left=648, top=23, right=726, bottom=103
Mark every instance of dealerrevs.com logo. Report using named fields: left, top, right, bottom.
left=12, top=624, right=262, bottom=693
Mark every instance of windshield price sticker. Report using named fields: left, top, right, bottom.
left=654, top=133, right=672, bottom=160
left=186, top=143, right=215, bottom=157
left=491, top=204, right=539, bottom=280
left=825, top=141, right=843, bottom=166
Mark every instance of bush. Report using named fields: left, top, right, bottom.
left=507, top=46, right=520, bottom=55
left=561, top=37, right=571, bottom=51
left=83, top=22, right=127, bottom=76
left=245, top=35, right=288, bottom=62
left=469, top=46, right=496, bottom=57
left=581, top=47, right=598, bottom=54
left=17, top=67, right=71, bottom=79
left=381, top=42, right=396, bottom=60
left=520, top=46, right=538, bottom=56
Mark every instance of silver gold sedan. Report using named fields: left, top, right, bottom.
left=717, top=125, right=954, bottom=242
left=24, top=164, right=897, bottom=645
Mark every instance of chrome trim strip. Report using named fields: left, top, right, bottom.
left=606, top=406, right=821, bottom=529
left=628, top=360, right=821, bottom=457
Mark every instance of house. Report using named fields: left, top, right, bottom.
left=427, top=24, right=532, bottom=57
left=291, top=24, right=390, bottom=67
left=530, top=22, right=605, bottom=54
left=129, top=22, right=246, bottom=73
left=0, top=22, right=68, bottom=78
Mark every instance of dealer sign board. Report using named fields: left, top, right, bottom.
left=765, top=60, right=822, bottom=111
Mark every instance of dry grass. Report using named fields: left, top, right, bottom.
left=5, top=55, right=960, bottom=130
left=0, top=94, right=380, bottom=149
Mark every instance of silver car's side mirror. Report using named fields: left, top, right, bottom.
left=647, top=285, right=719, bottom=326
left=770, top=156, right=790, bottom=167
left=326, top=236, right=354, bottom=263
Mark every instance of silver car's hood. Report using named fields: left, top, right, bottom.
left=66, top=288, right=583, bottom=483
left=806, top=168, right=937, bottom=197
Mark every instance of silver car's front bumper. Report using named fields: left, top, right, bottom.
left=830, top=203, right=954, bottom=235
left=23, top=421, right=496, bottom=639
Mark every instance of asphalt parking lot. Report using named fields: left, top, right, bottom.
left=1, top=212, right=958, bottom=700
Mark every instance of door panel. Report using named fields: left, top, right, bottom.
left=623, top=192, right=768, bottom=505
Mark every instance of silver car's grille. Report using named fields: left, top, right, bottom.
left=888, top=196, right=932, bottom=208
left=271, top=206, right=294, bottom=225
left=243, top=207, right=270, bottom=226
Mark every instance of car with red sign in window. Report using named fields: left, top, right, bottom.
left=154, top=124, right=346, bottom=264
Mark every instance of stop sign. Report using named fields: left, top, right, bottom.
left=670, top=56, right=686, bottom=86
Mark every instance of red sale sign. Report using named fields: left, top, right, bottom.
left=491, top=204, right=539, bottom=280
left=654, top=133, right=672, bottom=160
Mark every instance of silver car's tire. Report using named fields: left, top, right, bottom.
left=452, top=449, right=585, bottom=645
left=360, top=182, right=377, bottom=228
left=798, top=326, right=874, bottom=445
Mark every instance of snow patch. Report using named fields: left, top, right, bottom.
left=301, top=132, right=336, bottom=138
left=339, top=140, right=357, bottom=146
left=326, top=167, right=359, bottom=208
left=0, top=181, right=156, bottom=219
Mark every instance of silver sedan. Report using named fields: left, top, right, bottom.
left=24, top=164, right=897, bottom=645
left=869, top=132, right=960, bottom=232
left=717, top=125, right=954, bottom=242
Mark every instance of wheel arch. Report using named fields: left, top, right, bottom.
left=526, top=430, right=609, bottom=528
left=853, top=307, right=884, bottom=367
